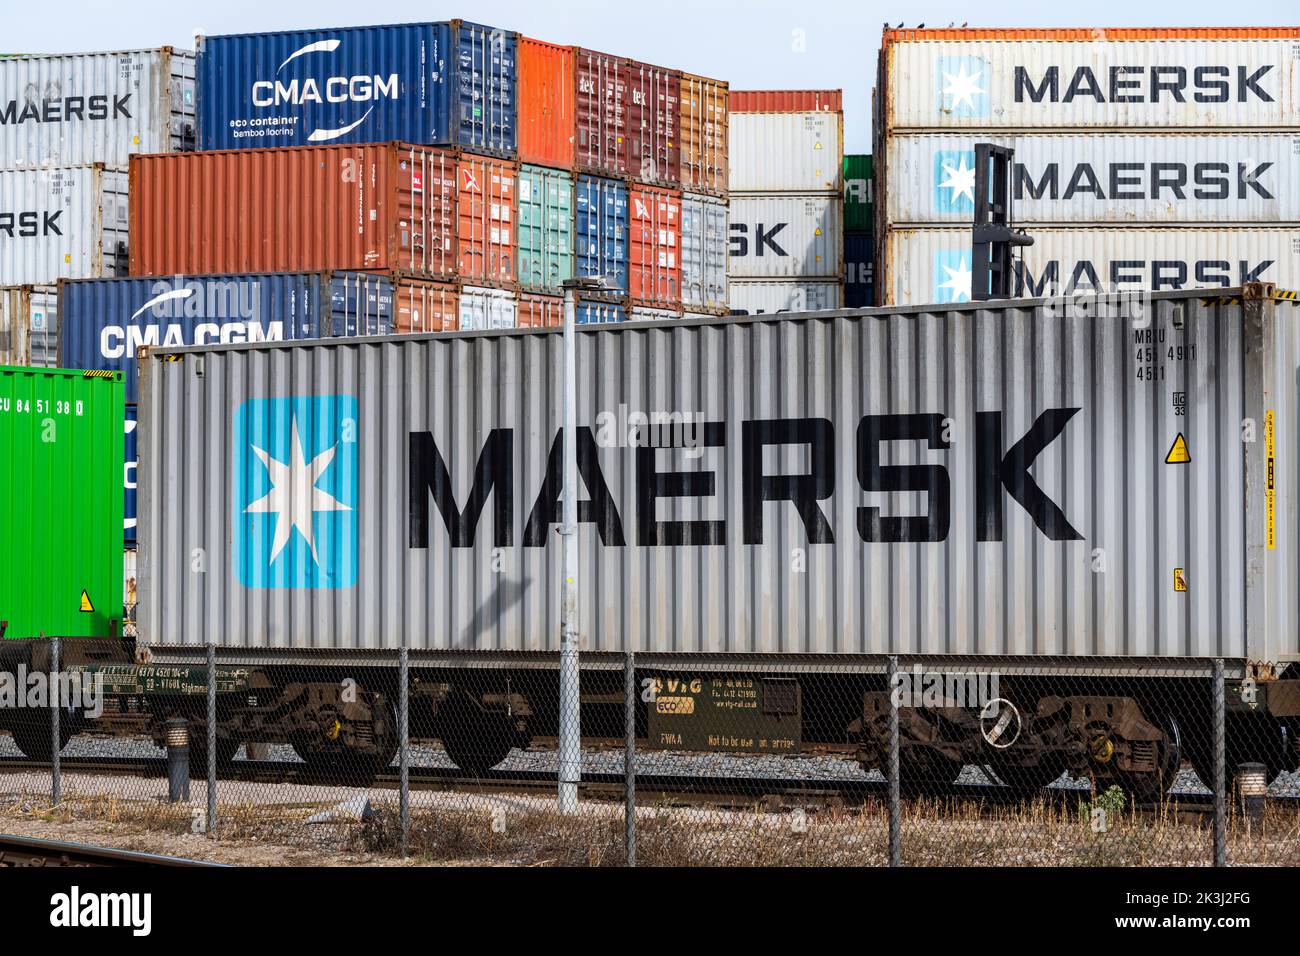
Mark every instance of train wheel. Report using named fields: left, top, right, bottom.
left=293, top=699, right=399, bottom=778
left=8, top=718, right=72, bottom=761
left=896, top=747, right=964, bottom=796
left=1184, top=716, right=1289, bottom=791
left=188, top=738, right=239, bottom=777
left=1112, top=714, right=1183, bottom=803
left=439, top=700, right=515, bottom=776
left=983, top=760, right=1068, bottom=797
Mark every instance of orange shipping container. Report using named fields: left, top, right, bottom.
left=517, top=292, right=564, bottom=328
left=628, top=184, right=681, bottom=308
left=129, top=143, right=457, bottom=278
left=518, top=38, right=575, bottom=169
left=393, top=277, right=459, bottom=333
left=679, top=73, right=728, bottom=195
left=729, top=90, right=842, bottom=112
left=457, top=154, right=518, bottom=286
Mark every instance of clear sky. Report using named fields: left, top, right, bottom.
left=5, top=0, right=1297, bottom=152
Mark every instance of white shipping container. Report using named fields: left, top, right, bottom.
left=881, top=33, right=1300, bottom=130
left=0, top=284, right=57, bottom=366
left=728, top=277, right=843, bottom=314
left=680, top=192, right=728, bottom=313
left=629, top=306, right=681, bottom=322
left=728, top=112, right=842, bottom=191
left=728, top=193, right=843, bottom=279
left=884, top=132, right=1300, bottom=225
left=1, top=49, right=195, bottom=168
left=882, top=227, right=1300, bottom=305
left=0, top=166, right=127, bottom=286
left=457, top=285, right=517, bottom=330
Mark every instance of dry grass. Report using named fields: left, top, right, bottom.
left=3, top=785, right=1297, bottom=867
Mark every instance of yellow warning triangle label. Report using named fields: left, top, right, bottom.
left=79, top=590, right=94, bottom=613
left=1165, top=433, right=1191, bottom=465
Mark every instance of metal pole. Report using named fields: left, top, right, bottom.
left=558, top=285, right=581, bottom=814
left=207, top=642, right=217, bottom=838
left=624, top=650, right=636, bottom=866
left=399, top=644, right=411, bottom=857
left=1213, top=659, right=1226, bottom=867
left=887, top=655, right=901, bottom=867
left=50, top=637, right=61, bottom=807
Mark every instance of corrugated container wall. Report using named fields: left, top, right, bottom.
left=879, top=29, right=1300, bottom=130
left=0, top=166, right=127, bottom=285
left=517, top=164, right=573, bottom=293
left=456, top=154, right=517, bottom=285
left=679, top=73, right=728, bottom=195
left=196, top=21, right=517, bottom=155
left=0, top=285, right=56, bottom=366
left=574, top=49, right=626, bottom=178
left=729, top=110, right=843, bottom=192
left=622, top=60, right=679, bottom=185
left=728, top=193, right=842, bottom=279
left=843, top=154, right=873, bottom=233
left=627, top=184, right=681, bottom=306
left=2, top=366, right=124, bottom=638
left=574, top=174, right=628, bottom=293
left=730, top=90, right=842, bottom=112
left=727, top=278, right=841, bottom=313
left=517, top=292, right=562, bottom=328
left=138, top=289, right=1300, bottom=662
left=883, top=227, right=1300, bottom=305
left=128, top=143, right=460, bottom=277
left=680, top=192, right=728, bottom=313
left=577, top=299, right=625, bottom=323
left=457, top=285, right=517, bottom=330
left=1, top=49, right=196, bottom=168
left=393, top=278, right=458, bottom=333
left=517, top=38, right=574, bottom=168
left=844, top=232, right=874, bottom=307
left=884, top=132, right=1300, bottom=225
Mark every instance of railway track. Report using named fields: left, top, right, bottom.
left=0, top=832, right=225, bottom=867
left=3, top=754, right=1289, bottom=815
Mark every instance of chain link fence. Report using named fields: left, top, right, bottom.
left=1, top=639, right=1297, bottom=866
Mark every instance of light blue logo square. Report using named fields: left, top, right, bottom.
left=934, top=250, right=973, bottom=304
left=933, top=149, right=977, bottom=214
left=935, top=56, right=989, bottom=118
left=234, top=395, right=358, bottom=589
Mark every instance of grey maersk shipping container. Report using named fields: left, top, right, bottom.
left=0, top=48, right=195, bottom=168
left=138, top=286, right=1300, bottom=667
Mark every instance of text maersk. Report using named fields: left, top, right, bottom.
left=0, top=93, right=132, bottom=125
left=1016, top=162, right=1273, bottom=201
left=1014, top=65, right=1274, bottom=103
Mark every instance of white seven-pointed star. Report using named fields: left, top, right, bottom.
left=244, top=416, right=351, bottom=566
left=938, top=155, right=976, bottom=205
left=939, top=259, right=973, bottom=302
left=941, top=64, right=984, bottom=110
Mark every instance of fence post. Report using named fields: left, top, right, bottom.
left=50, top=636, right=61, bottom=808
left=207, top=642, right=217, bottom=839
left=399, top=644, right=410, bottom=858
left=624, top=650, right=636, bottom=867
left=1212, top=658, right=1226, bottom=867
left=887, top=654, right=900, bottom=867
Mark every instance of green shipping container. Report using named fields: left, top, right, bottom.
left=0, top=367, right=124, bottom=639
left=843, top=154, right=873, bottom=234
left=517, top=164, right=574, bottom=294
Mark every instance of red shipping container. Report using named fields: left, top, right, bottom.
left=622, top=60, right=680, bottom=186
left=393, top=277, right=459, bottom=333
left=517, top=292, right=564, bottom=328
left=457, top=154, right=518, bottom=286
left=518, top=38, right=575, bottom=169
left=129, top=143, right=457, bottom=277
left=627, top=184, right=681, bottom=307
left=679, top=73, right=728, bottom=195
left=729, top=90, right=843, bottom=112
left=574, top=48, right=627, bottom=177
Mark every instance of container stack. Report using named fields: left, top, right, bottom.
left=842, top=154, right=873, bottom=306
left=0, top=48, right=195, bottom=365
left=125, top=21, right=733, bottom=329
left=873, top=26, right=1300, bottom=304
left=727, top=90, right=844, bottom=314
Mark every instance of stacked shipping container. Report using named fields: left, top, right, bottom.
left=842, top=154, right=873, bottom=306
left=873, top=27, right=1300, bottom=304
left=727, top=90, right=843, bottom=313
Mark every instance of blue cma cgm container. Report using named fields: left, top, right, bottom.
left=575, top=175, right=628, bottom=294
left=59, top=271, right=399, bottom=545
left=196, top=20, right=517, bottom=154
left=844, top=233, right=875, bottom=308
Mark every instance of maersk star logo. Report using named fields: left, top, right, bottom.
left=936, top=56, right=989, bottom=117
left=235, top=396, right=358, bottom=588
left=933, top=149, right=977, bottom=213
left=934, top=251, right=973, bottom=304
